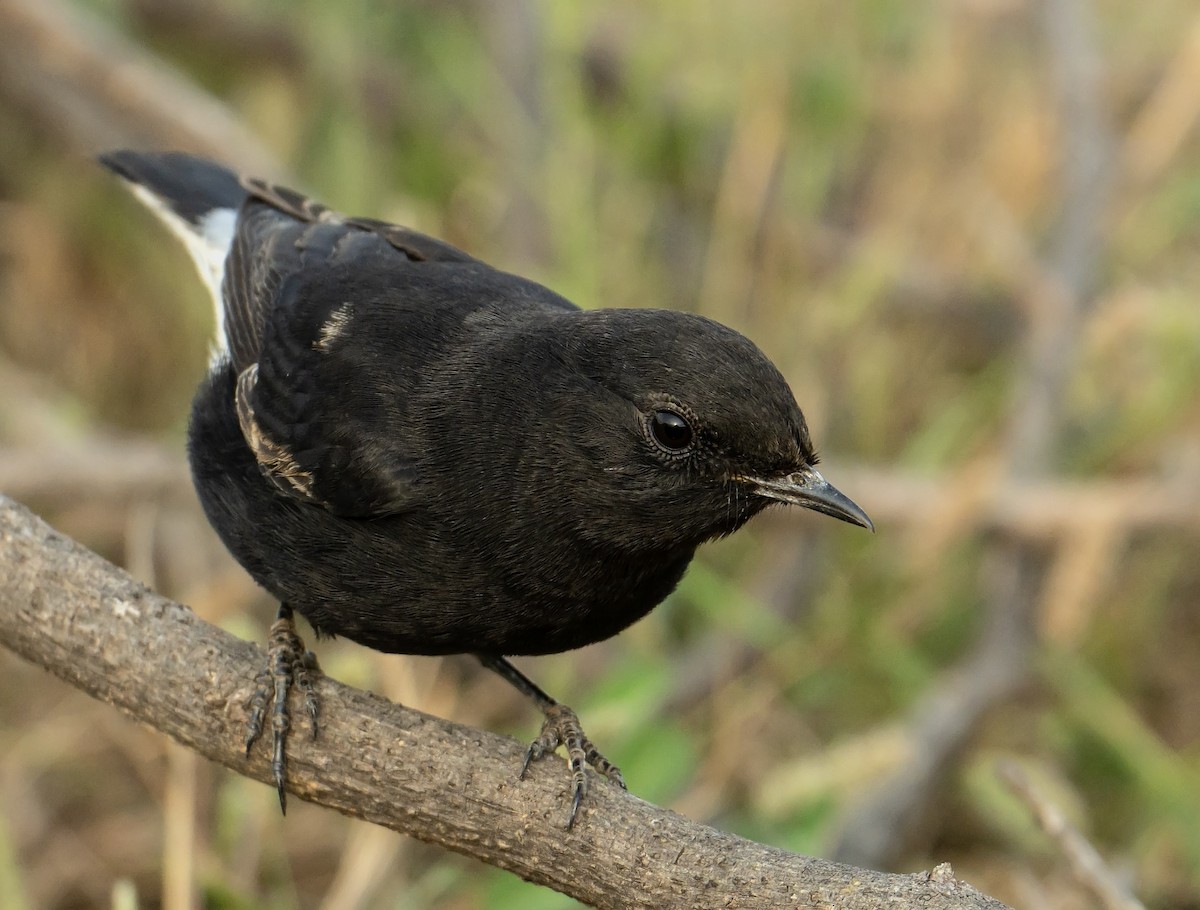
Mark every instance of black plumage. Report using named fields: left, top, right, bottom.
left=101, top=150, right=872, bottom=826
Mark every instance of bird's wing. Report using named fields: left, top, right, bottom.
left=101, top=151, right=478, bottom=518
left=224, top=179, right=481, bottom=517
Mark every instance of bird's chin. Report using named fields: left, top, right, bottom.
left=701, top=493, right=772, bottom=541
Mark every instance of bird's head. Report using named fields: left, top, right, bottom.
left=540, top=309, right=872, bottom=552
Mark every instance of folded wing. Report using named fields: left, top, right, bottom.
left=102, top=150, right=478, bottom=517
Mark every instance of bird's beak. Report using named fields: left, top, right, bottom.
left=750, top=466, right=874, bottom=532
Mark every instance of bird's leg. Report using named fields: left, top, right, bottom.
left=477, top=654, right=626, bottom=829
left=245, top=603, right=320, bottom=814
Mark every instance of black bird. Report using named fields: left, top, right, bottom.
left=100, top=150, right=872, bottom=827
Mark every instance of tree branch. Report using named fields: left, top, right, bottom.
left=0, top=493, right=1008, bottom=909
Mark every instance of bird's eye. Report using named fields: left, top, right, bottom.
left=649, top=409, right=694, bottom=453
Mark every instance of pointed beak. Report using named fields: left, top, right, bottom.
left=750, top=466, right=874, bottom=532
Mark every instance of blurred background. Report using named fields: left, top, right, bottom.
left=1, top=0, right=1198, bottom=907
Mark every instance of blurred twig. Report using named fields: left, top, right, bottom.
left=5, top=434, right=1198, bottom=534
left=1121, top=12, right=1200, bottom=191
left=0, top=442, right=188, bottom=505
left=472, top=0, right=550, bottom=268
left=997, top=761, right=1146, bottom=910
left=125, top=0, right=304, bottom=71
left=0, top=0, right=280, bottom=173
left=0, top=494, right=1011, bottom=910
left=832, top=466, right=1200, bottom=537
left=834, top=0, right=1117, bottom=868
left=697, top=70, right=788, bottom=324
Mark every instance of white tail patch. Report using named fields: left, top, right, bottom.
left=127, top=184, right=237, bottom=353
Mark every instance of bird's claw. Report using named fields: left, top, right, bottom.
left=244, top=609, right=320, bottom=815
left=522, top=702, right=625, bottom=829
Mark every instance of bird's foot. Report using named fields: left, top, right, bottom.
left=244, top=605, right=320, bottom=814
left=521, top=702, right=626, bottom=829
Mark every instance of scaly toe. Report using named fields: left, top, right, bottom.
left=242, top=607, right=320, bottom=815
left=522, top=702, right=621, bottom=828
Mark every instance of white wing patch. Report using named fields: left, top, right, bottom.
left=128, top=184, right=237, bottom=353
left=314, top=302, right=354, bottom=352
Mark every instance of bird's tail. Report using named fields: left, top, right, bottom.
left=99, top=150, right=247, bottom=339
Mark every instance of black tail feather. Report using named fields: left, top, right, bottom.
left=98, top=150, right=247, bottom=227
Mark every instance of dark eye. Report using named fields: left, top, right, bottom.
left=649, top=409, right=694, bottom=452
